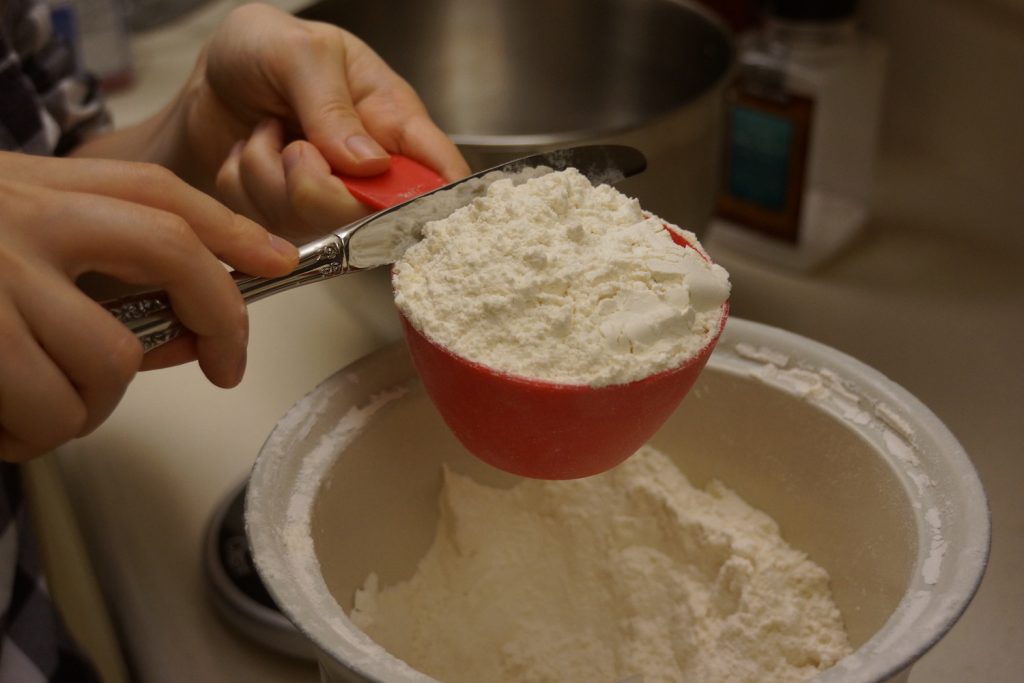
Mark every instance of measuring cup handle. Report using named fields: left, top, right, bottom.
left=100, top=233, right=348, bottom=352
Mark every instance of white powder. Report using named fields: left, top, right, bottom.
left=392, top=168, right=731, bottom=387
left=349, top=165, right=553, bottom=269
left=350, top=445, right=851, bottom=683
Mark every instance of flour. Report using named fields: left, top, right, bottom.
left=392, top=168, right=731, bottom=387
left=350, top=445, right=851, bottom=683
left=349, top=165, right=552, bottom=269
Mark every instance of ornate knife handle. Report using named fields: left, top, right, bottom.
left=101, top=233, right=349, bottom=352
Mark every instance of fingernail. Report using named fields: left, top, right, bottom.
left=345, top=134, right=388, bottom=162
left=282, top=144, right=303, bottom=173
left=269, top=232, right=298, bottom=260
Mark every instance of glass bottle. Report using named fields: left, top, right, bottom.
left=708, top=0, right=887, bottom=270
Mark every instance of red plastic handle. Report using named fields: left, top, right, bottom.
left=336, top=154, right=446, bottom=211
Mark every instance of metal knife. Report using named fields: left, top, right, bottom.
left=101, top=144, right=647, bottom=352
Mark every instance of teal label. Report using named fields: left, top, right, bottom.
left=726, top=106, right=793, bottom=210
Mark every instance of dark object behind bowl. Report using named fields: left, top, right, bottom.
left=296, top=0, right=736, bottom=232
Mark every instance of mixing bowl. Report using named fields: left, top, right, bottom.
left=296, top=0, right=736, bottom=233
left=246, top=318, right=989, bottom=683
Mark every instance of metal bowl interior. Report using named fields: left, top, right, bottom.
left=298, top=0, right=734, bottom=144
left=246, top=318, right=989, bottom=683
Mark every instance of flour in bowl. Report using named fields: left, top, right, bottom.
left=350, top=445, right=852, bottom=683
left=392, top=168, right=730, bottom=387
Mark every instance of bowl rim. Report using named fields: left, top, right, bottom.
left=245, top=317, right=991, bottom=683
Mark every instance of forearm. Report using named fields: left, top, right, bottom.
left=71, top=93, right=188, bottom=173
left=69, top=56, right=238, bottom=194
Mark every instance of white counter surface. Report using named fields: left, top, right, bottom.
left=45, top=2, right=1023, bottom=681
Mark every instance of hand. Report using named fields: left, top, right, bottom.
left=192, top=3, right=471, bottom=241
left=0, top=151, right=298, bottom=462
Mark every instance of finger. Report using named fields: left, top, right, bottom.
left=28, top=190, right=250, bottom=388
left=238, top=119, right=287, bottom=226
left=236, top=119, right=312, bottom=237
left=0, top=432, right=43, bottom=464
left=352, top=84, right=471, bottom=182
left=0, top=305, right=85, bottom=462
left=281, top=140, right=369, bottom=233
left=141, top=334, right=198, bottom=371
left=323, top=39, right=469, bottom=181
left=378, top=114, right=471, bottom=183
left=13, top=270, right=142, bottom=435
left=13, top=156, right=298, bottom=277
left=274, top=25, right=390, bottom=175
left=216, top=140, right=273, bottom=227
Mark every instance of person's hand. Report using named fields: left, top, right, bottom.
left=189, top=3, right=470, bottom=242
left=0, top=151, right=298, bottom=462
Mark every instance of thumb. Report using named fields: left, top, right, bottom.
left=282, top=41, right=390, bottom=176
left=305, top=99, right=391, bottom=176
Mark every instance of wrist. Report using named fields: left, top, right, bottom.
left=70, top=52, right=241, bottom=194
left=68, top=65, right=200, bottom=185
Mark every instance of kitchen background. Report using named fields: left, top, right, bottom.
left=24, top=0, right=1023, bottom=681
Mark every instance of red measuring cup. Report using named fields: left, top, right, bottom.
left=400, top=306, right=726, bottom=480
left=399, top=228, right=728, bottom=480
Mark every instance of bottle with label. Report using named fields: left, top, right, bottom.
left=708, top=0, right=887, bottom=270
left=73, top=0, right=134, bottom=91
left=45, top=0, right=84, bottom=71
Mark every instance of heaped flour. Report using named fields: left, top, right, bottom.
left=351, top=446, right=852, bottom=683
left=392, top=168, right=731, bottom=387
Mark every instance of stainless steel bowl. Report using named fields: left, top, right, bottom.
left=297, top=0, right=735, bottom=232
left=246, top=318, right=989, bottom=683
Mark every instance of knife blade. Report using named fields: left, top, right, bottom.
left=101, top=144, right=646, bottom=351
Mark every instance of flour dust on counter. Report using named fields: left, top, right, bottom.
left=350, top=446, right=851, bottom=683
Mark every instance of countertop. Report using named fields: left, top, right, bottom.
left=42, top=1, right=1023, bottom=681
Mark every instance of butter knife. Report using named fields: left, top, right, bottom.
left=100, top=144, right=647, bottom=352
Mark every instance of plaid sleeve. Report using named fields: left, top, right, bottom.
left=2, top=4, right=114, bottom=675
left=0, top=465, right=102, bottom=683
left=0, top=0, right=111, bottom=155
